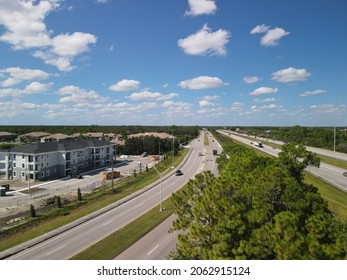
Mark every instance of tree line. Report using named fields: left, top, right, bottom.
left=232, top=125, right=347, bottom=153
left=170, top=137, right=347, bottom=259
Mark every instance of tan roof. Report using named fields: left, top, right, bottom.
left=128, top=132, right=175, bottom=139
left=20, top=132, right=51, bottom=137
left=0, top=131, right=15, bottom=136
left=85, top=132, right=104, bottom=137
left=46, top=133, right=71, bottom=140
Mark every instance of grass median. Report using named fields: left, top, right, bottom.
left=70, top=197, right=175, bottom=260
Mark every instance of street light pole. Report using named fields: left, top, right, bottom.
left=334, top=102, right=337, bottom=152
left=153, top=166, right=163, bottom=211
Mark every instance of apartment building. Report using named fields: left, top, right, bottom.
left=0, top=139, right=116, bottom=181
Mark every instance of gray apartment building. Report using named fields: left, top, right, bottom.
left=0, top=139, right=116, bottom=181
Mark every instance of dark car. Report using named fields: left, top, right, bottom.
left=77, top=174, right=83, bottom=179
left=175, top=169, right=183, bottom=176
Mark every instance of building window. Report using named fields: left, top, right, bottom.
left=22, top=155, right=25, bottom=159
left=21, top=172, right=25, bottom=178
left=13, top=171, right=16, bottom=177
left=22, top=163, right=25, bottom=168
left=47, top=162, right=49, bottom=167
left=41, top=172, right=44, bottom=178
left=46, top=170, right=50, bottom=176
left=13, top=154, right=16, bottom=159
left=13, top=163, right=16, bottom=168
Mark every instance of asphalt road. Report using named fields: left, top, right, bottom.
left=3, top=132, right=217, bottom=260
left=218, top=130, right=347, bottom=193
left=113, top=132, right=223, bottom=260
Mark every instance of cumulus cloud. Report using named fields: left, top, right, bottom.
left=109, top=79, right=141, bottom=92
left=243, top=76, right=261, bottom=84
left=202, top=95, right=220, bottom=100
left=58, top=85, right=108, bottom=104
left=178, top=24, right=230, bottom=56
left=0, top=67, right=50, bottom=87
left=185, top=0, right=217, bottom=16
left=251, top=24, right=290, bottom=47
left=300, top=89, right=326, bottom=97
left=250, top=24, right=270, bottom=34
left=127, top=91, right=179, bottom=101
left=0, top=0, right=97, bottom=71
left=178, top=75, right=228, bottom=90
left=272, top=67, right=311, bottom=83
left=0, top=100, right=39, bottom=118
left=250, top=87, right=278, bottom=96
left=24, top=81, right=53, bottom=93
left=199, top=100, right=214, bottom=107
left=51, top=32, right=97, bottom=57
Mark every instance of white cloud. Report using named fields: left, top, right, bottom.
left=178, top=75, right=228, bottom=90
left=261, top=104, right=280, bottom=110
left=127, top=91, right=179, bottom=101
left=0, top=88, right=22, bottom=98
left=162, top=101, right=193, bottom=116
left=202, top=95, right=219, bottom=100
left=0, top=0, right=97, bottom=71
left=250, top=87, right=278, bottom=96
left=300, top=89, right=326, bottom=97
left=0, top=100, right=39, bottom=118
left=253, top=97, right=277, bottom=103
left=95, top=0, right=109, bottom=4
left=310, top=104, right=346, bottom=115
left=178, top=24, right=230, bottom=56
left=0, top=67, right=50, bottom=87
left=185, top=0, right=217, bottom=16
left=33, top=51, right=75, bottom=72
left=51, top=32, right=97, bottom=57
left=251, top=24, right=290, bottom=47
left=0, top=0, right=57, bottom=49
left=24, top=82, right=53, bottom=93
left=58, top=85, right=108, bottom=104
left=250, top=24, right=270, bottom=34
left=109, top=79, right=141, bottom=92
left=261, top=28, right=290, bottom=46
left=272, top=67, right=311, bottom=83
left=199, top=100, right=214, bottom=107
left=243, top=76, right=261, bottom=84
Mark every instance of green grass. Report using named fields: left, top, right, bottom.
left=0, top=150, right=188, bottom=253
left=304, top=172, right=347, bottom=222
left=70, top=198, right=175, bottom=260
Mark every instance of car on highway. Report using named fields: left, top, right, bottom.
left=175, top=169, right=183, bottom=176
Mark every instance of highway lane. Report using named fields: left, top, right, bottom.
left=115, top=215, right=179, bottom=260
left=4, top=133, right=208, bottom=260
left=113, top=132, right=223, bottom=260
left=218, top=130, right=347, bottom=193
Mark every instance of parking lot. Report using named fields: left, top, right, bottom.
left=0, top=156, right=155, bottom=221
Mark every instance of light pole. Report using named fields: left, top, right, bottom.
left=334, top=102, right=337, bottom=152
left=153, top=166, right=163, bottom=211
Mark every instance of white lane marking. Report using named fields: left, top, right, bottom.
left=46, top=245, right=66, bottom=256
left=147, top=244, right=159, bottom=256
left=102, top=219, right=114, bottom=227
left=136, top=202, right=144, bottom=208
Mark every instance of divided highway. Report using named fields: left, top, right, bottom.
left=218, top=130, right=347, bottom=193
left=3, top=132, right=222, bottom=260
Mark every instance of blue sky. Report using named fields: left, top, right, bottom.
left=0, top=0, right=346, bottom=126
